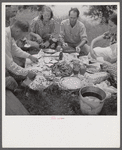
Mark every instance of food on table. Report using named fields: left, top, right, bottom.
left=44, top=57, right=51, bottom=64
left=52, top=61, right=73, bottom=77
left=71, top=60, right=86, bottom=75
left=46, top=63, right=54, bottom=67
left=85, top=72, right=109, bottom=84
left=86, top=67, right=98, bottom=74
left=43, top=71, right=55, bottom=81
left=50, top=59, right=58, bottom=64
left=73, top=63, right=81, bottom=75
left=86, top=63, right=101, bottom=74
left=71, top=59, right=81, bottom=64
left=29, top=75, right=53, bottom=90
left=59, top=77, right=82, bottom=90
left=79, top=56, right=89, bottom=65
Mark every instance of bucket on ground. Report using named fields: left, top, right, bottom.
left=79, top=86, right=106, bottom=115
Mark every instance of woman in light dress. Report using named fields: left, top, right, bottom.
left=89, top=13, right=117, bottom=83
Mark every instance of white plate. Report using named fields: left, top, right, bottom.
left=59, top=77, right=82, bottom=90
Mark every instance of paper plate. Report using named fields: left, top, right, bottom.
left=59, top=77, right=82, bottom=90
left=43, top=49, right=56, bottom=54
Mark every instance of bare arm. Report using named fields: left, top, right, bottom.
left=30, top=20, right=43, bottom=43
left=11, top=39, right=30, bottom=59
left=90, top=35, right=104, bottom=59
left=77, top=39, right=87, bottom=48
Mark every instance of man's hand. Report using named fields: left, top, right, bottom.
left=56, top=45, right=62, bottom=51
left=28, top=55, right=38, bottom=63
left=6, top=76, right=18, bottom=91
left=76, top=46, right=81, bottom=53
left=36, top=35, right=43, bottom=44
left=27, top=70, right=36, bottom=80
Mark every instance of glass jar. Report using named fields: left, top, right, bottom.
left=80, top=64, right=86, bottom=75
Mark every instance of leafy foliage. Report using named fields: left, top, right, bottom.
left=84, top=5, right=117, bottom=23
left=18, top=5, right=45, bottom=12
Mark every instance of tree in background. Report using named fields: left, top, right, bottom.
left=18, top=5, right=45, bottom=12
left=84, top=5, right=117, bottom=24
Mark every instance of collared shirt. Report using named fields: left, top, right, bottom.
left=6, top=27, right=30, bottom=76
left=30, top=16, right=56, bottom=39
left=59, top=19, right=87, bottom=45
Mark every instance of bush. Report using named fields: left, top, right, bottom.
left=84, top=5, right=117, bottom=24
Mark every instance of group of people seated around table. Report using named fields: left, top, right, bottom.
left=5, top=5, right=117, bottom=92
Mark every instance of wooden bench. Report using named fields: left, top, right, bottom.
left=6, top=90, right=29, bottom=115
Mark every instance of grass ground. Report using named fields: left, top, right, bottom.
left=14, top=83, right=117, bottom=115
left=14, top=8, right=117, bottom=115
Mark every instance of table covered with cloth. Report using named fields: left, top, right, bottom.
left=23, top=49, right=117, bottom=98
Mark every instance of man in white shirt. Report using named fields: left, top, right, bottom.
left=6, top=20, right=38, bottom=82
left=59, top=8, right=90, bottom=55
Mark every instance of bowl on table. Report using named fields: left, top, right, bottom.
left=58, top=76, right=83, bottom=90
left=43, top=49, right=56, bottom=54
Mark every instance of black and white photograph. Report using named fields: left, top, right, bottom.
left=2, top=2, right=120, bottom=148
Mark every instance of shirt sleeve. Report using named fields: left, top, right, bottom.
left=11, top=39, right=30, bottom=58
left=79, top=24, right=88, bottom=43
left=50, top=19, right=55, bottom=33
left=6, top=54, right=28, bottom=76
left=59, top=21, right=65, bottom=43
left=50, top=20, right=59, bottom=39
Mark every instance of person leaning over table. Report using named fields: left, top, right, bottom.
left=6, top=5, right=20, bottom=91
left=28, top=5, right=58, bottom=49
left=6, top=19, right=38, bottom=84
left=5, top=5, right=29, bottom=68
left=89, top=13, right=117, bottom=64
left=59, top=8, right=90, bottom=55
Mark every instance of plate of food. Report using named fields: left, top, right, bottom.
left=43, top=49, right=56, bottom=54
left=59, top=77, right=82, bottom=90
left=52, top=61, right=73, bottom=77
left=86, top=64, right=100, bottom=74
left=86, top=68, right=99, bottom=74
